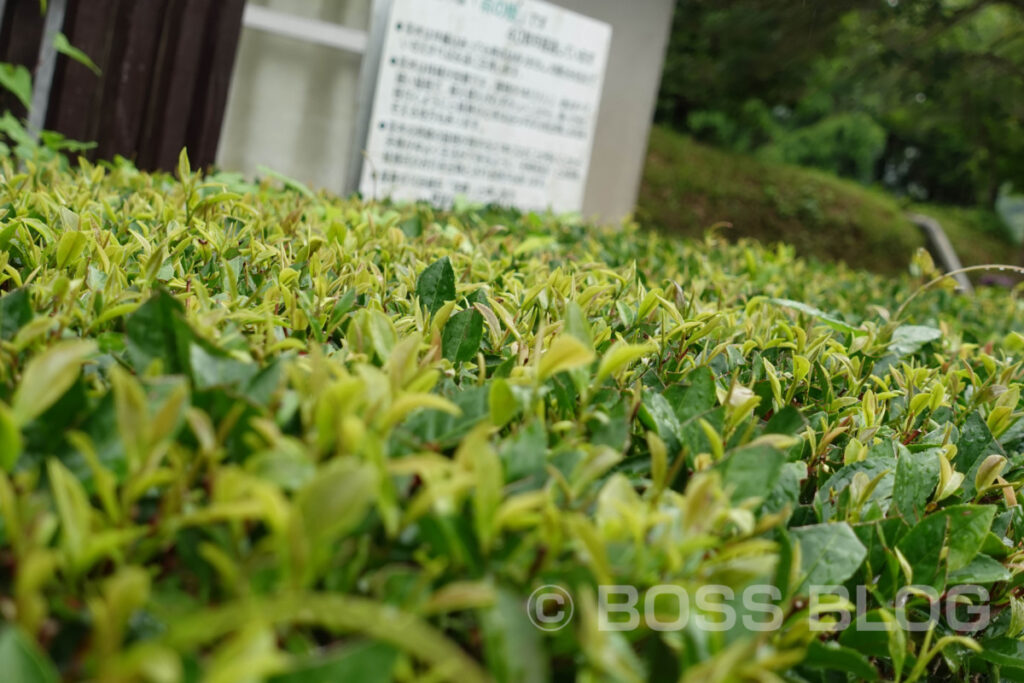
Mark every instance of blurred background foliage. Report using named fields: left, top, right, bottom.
left=645, top=0, right=1024, bottom=267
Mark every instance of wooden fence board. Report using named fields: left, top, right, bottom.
left=0, top=0, right=45, bottom=118
left=138, top=0, right=204, bottom=170
left=46, top=0, right=121, bottom=144
left=3, top=0, right=245, bottom=171
left=187, top=0, right=245, bottom=168
left=96, top=0, right=167, bottom=160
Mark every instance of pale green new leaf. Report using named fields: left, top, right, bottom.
left=11, top=340, right=96, bottom=426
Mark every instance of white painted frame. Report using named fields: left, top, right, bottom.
left=239, top=0, right=391, bottom=195
left=241, top=4, right=369, bottom=55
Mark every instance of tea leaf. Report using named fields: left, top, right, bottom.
left=416, top=257, right=457, bottom=315
left=442, top=308, right=484, bottom=363
left=0, top=289, right=32, bottom=340
left=790, top=522, right=867, bottom=593
left=54, top=32, right=101, bottom=75
left=0, top=627, right=59, bottom=683
left=768, top=298, right=864, bottom=335
left=0, top=64, right=31, bottom=109
left=538, top=335, right=595, bottom=382
left=596, top=341, right=656, bottom=383
left=11, top=340, right=95, bottom=425
left=0, top=403, right=21, bottom=470
left=888, top=325, right=942, bottom=357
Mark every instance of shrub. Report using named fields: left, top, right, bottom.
left=0, top=152, right=1023, bottom=681
left=686, top=98, right=780, bottom=154
left=758, top=112, right=887, bottom=185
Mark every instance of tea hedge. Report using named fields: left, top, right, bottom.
left=1, top=152, right=1024, bottom=682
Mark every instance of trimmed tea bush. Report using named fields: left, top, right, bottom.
left=1, top=152, right=1023, bottom=681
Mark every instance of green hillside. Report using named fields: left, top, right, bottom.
left=638, top=126, right=1020, bottom=274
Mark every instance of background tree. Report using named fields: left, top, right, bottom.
left=656, top=0, right=1024, bottom=211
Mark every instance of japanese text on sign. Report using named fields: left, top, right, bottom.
left=360, top=0, right=611, bottom=213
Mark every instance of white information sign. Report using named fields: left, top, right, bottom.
left=359, top=0, right=611, bottom=213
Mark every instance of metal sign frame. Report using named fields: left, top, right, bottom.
left=345, top=0, right=393, bottom=197
left=16, top=0, right=68, bottom=139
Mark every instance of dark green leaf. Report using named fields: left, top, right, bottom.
left=124, top=290, right=193, bottom=374
left=895, top=504, right=995, bottom=589
left=957, top=412, right=1005, bottom=499
left=765, top=405, right=805, bottom=436
left=665, top=366, right=717, bottom=456
left=768, top=298, right=863, bottom=335
left=815, top=449, right=895, bottom=522
left=564, top=301, right=593, bottom=348
left=442, top=309, right=484, bottom=363
left=716, top=444, right=785, bottom=504
left=790, top=522, right=867, bottom=593
left=638, top=392, right=682, bottom=453
left=944, top=505, right=997, bottom=570
left=0, top=288, right=31, bottom=340
left=399, top=215, right=422, bottom=238
left=416, top=257, right=456, bottom=315
left=948, top=554, right=1011, bottom=584
left=894, top=512, right=947, bottom=589
left=976, top=639, right=1024, bottom=671
left=888, top=325, right=942, bottom=357
left=892, top=446, right=940, bottom=522
left=53, top=33, right=101, bottom=76
left=269, top=640, right=397, bottom=683
left=481, top=588, right=549, bottom=683
left=499, top=420, right=546, bottom=483
left=189, top=343, right=260, bottom=392
left=803, top=641, right=878, bottom=680
left=762, top=461, right=804, bottom=516
left=0, top=628, right=58, bottom=683
left=0, top=64, right=32, bottom=110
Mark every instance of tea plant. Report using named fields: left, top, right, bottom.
left=0, top=151, right=1022, bottom=681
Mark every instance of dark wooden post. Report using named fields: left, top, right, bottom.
left=2, top=0, right=245, bottom=172
left=0, top=0, right=45, bottom=118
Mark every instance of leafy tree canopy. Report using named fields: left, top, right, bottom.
left=656, top=0, right=1024, bottom=207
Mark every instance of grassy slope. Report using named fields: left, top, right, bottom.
left=637, top=125, right=1020, bottom=274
